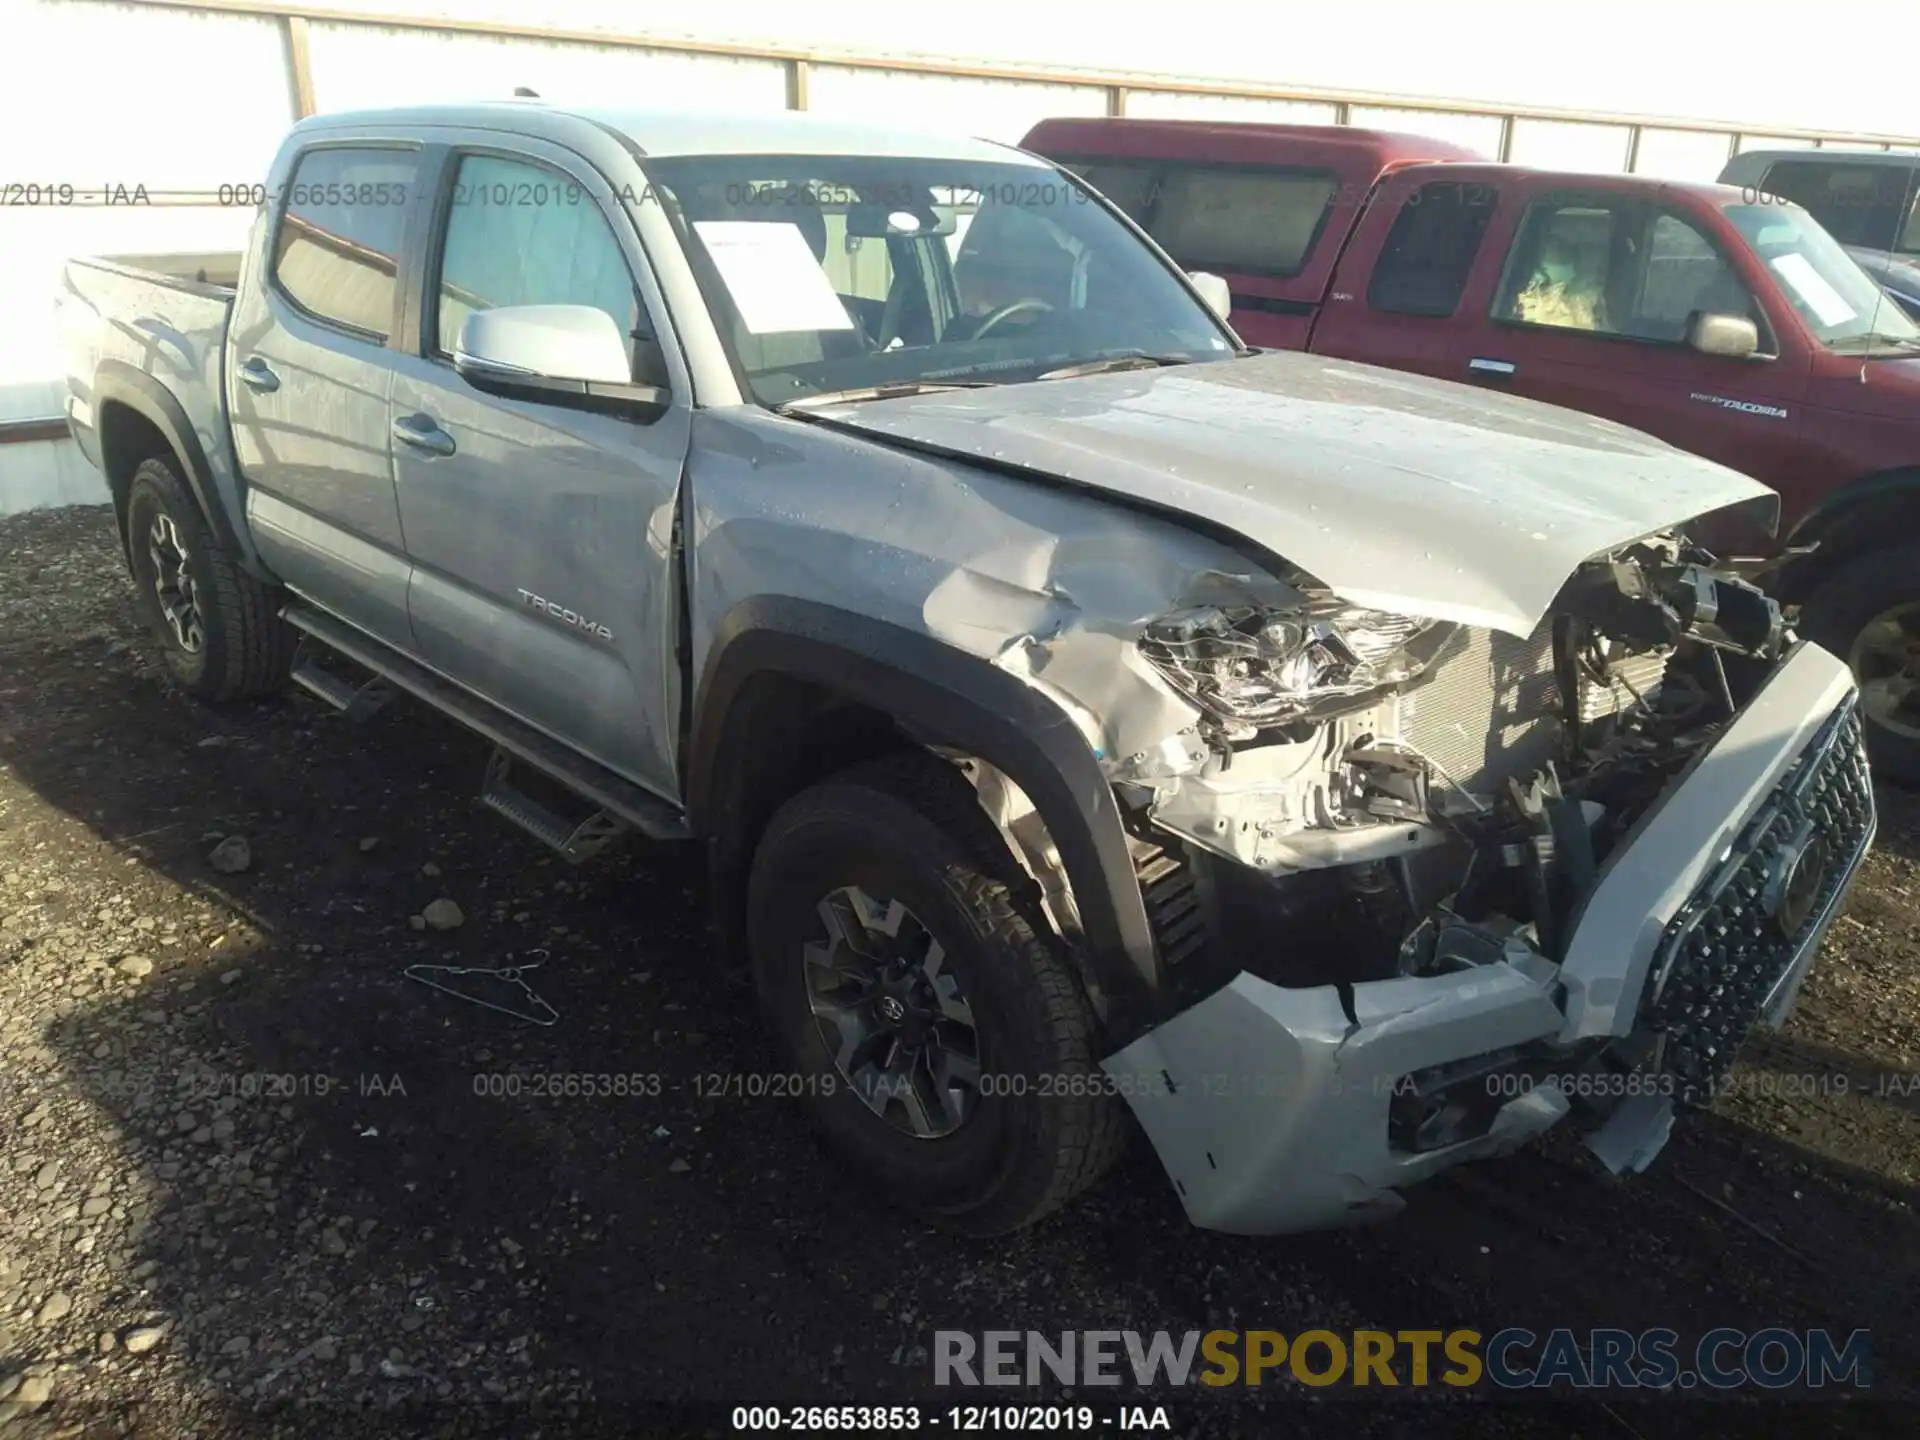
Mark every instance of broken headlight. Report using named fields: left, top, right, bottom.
left=1137, top=602, right=1455, bottom=728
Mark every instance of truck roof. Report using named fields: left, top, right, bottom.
left=1405, top=159, right=1756, bottom=204
left=1724, top=147, right=1920, bottom=173
left=291, top=101, right=1048, bottom=165
left=1021, top=116, right=1488, bottom=167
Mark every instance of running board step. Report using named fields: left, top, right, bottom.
left=290, top=642, right=396, bottom=722
left=481, top=748, right=627, bottom=863
left=279, top=605, right=690, bottom=844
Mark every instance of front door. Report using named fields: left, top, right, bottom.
left=385, top=140, right=690, bottom=801
left=1445, top=184, right=1812, bottom=492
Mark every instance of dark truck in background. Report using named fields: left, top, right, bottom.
left=1024, top=117, right=1920, bottom=782
left=1721, top=148, right=1920, bottom=320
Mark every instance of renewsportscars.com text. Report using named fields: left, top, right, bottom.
left=934, top=1327, right=1873, bottom=1390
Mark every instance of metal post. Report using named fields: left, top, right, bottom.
left=283, top=14, right=315, bottom=118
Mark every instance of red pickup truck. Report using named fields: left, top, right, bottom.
left=1023, top=117, right=1920, bottom=782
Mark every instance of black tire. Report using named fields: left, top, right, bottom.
left=124, top=454, right=295, bottom=703
left=746, top=753, right=1126, bottom=1235
left=1800, top=543, right=1920, bottom=787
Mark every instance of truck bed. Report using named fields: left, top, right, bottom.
left=58, top=251, right=241, bottom=504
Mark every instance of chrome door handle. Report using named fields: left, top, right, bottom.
left=237, top=357, right=280, bottom=393
left=392, top=413, right=456, bottom=457
left=1468, top=357, right=1517, bottom=378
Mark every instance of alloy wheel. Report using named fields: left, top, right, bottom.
left=803, top=886, right=981, bottom=1139
left=147, top=512, right=205, bottom=654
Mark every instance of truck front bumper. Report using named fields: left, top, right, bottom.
left=1107, top=641, right=1876, bottom=1235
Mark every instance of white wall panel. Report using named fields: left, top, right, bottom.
left=1508, top=119, right=1632, bottom=174
left=305, top=22, right=788, bottom=114
left=807, top=67, right=1106, bottom=146
left=1, top=1, right=292, bottom=185
left=1347, top=106, right=1502, bottom=157
left=1737, top=135, right=1819, bottom=153
left=0, top=441, right=108, bottom=515
left=1632, top=128, right=1736, bottom=182
left=2, top=202, right=254, bottom=431
left=1124, top=91, right=1338, bottom=125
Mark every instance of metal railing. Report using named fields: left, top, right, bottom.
left=126, top=0, right=1920, bottom=152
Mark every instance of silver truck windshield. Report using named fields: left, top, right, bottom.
left=643, top=155, right=1239, bottom=406
left=1723, top=201, right=1920, bottom=351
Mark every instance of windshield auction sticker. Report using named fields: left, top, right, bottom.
left=692, top=220, right=856, bottom=335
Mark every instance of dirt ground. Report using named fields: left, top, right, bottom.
left=2, top=504, right=1917, bottom=1439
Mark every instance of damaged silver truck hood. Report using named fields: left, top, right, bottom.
left=814, top=351, right=1778, bottom=637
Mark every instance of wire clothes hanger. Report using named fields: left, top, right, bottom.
left=403, top=948, right=559, bottom=1026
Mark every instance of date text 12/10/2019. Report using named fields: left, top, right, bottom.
left=729, top=1405, right=1172, bottom=1431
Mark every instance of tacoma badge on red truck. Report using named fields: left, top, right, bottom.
left=1026, top=117, right=1920, bottom=782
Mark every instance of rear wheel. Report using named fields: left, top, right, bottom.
left=124, top=455, right=294, bottom=703
left=746, top=754, right=1125, bottom=1235
left=1800, top=541, right=1920, bottom=785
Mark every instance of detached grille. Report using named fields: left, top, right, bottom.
left=1646, top=699, right=1874, bottom=1108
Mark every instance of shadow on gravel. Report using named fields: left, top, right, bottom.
left=3, top=599, right=1917, bottom=1437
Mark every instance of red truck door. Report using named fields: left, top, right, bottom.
left=1312, top=172, right=1502, bottom=378
left=1440, top=174, right=1813, bottom=492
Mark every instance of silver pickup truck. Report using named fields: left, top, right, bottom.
left=59, top=101, right=1875, bottom=1237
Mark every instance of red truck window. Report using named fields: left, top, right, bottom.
left=1491, top=196, right=1769, bottom=350
left=1055, top=158, right=1339, bottom=277
left=1368, top=181, right=1499, bottom=317
left=1070, top=162, right=1155, bottom=223
left=1148, top=167, right=1339, bottom=277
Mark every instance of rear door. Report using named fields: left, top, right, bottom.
left=384, top=135, right=690, bottom=800
left=229, top=140, right=423, bottom=646
left=1311, top=172, right=1501, bottom=377
left=1444, top=178, right=1812, bottom=490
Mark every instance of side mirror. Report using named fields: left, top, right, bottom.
left=1188, top=270, right=1232, bottom=321
left=1686, top=311, right=1760, bottom=359
left=455, top=304, right=668, bottom=415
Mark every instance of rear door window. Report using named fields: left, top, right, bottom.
left=270, top=146, right=419, bottom=339
left=1368, top=180, right=1498, bottom=316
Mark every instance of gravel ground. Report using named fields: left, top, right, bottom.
left=2, top=504, right=1918, bottom=1438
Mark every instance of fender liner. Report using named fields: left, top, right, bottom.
left=92, top=361, right=268, bottom=578
left=687, top=596, right=1164, bottom=1040
left=1777, top=467, right=1920, bottom=602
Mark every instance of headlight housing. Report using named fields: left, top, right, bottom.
left=1137, top=600, right=1455, bottom=728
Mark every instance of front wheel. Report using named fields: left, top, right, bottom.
left=1800, top=541, right=1920, bottom=786
left=746, top=755, right=1125, bottom=1235
left=124, top=455, right=294, bottom=703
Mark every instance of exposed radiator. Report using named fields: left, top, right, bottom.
left=1387, top=621, right=1666, bottom=796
